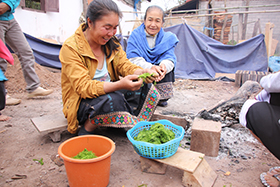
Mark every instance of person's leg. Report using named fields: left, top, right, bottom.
left=0, top=82, right=6, bottom=111
left=77, top=92, right=135, bottom=135
left=4, top=19, right=53, bottom=97
left=77, top=85, right=160, bottom=135
left=0, top=20, right=9, bottom=73
left=155, top=71, right=174, bottom=107
left=0, top=81, right=11, bottom=121
left=122, top=83, right=160, bottom=120
left=0, top=21, right=21, bottom=105
left=4, top=19, right=40, bottom=92
left=246, top=102, right=280, bottom=160
left=245, top=102, right=280, bottom=187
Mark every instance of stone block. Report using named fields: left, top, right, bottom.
left=190, top=117, right=221, bottom=157
left=140, top=156, right=167, bottom=174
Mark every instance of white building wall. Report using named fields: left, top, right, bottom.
left=13, top=0, right=136, bottom=43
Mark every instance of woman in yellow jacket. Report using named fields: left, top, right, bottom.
left=59, top=0, right=160, bottom=135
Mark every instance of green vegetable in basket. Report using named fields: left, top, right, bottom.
left=134, top=123, right=175, bottom=144
left=72, top=148, right=98, bottom=159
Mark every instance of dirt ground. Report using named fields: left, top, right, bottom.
left=1, top=55, right=280, bottom=187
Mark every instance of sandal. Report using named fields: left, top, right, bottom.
left=261, top=172, right=271, bottom=187
left=260, top=172, right=280, bottom=187
left=269, top=166, right=280, bottom=175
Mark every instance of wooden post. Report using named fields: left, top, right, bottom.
left=207, top=0, right=213, bottom=37
left=265, top=22, right=275, bottom=59
left=237, top=13, right=243, bottom=43
left=242, top=0, right=250, bottom=40
left=220, top=15, right=228, bottom=43
left=252, top=18, right=261, bottom=37
left=220, top=0, right=227, bottom=43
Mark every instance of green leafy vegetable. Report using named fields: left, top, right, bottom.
left=73, top=148, right=98, bottom=159
left=134, top=123, right=175, bottom=144
left=33, top=158, right=44, bottom=165
left=138, top=73, right=156, bottom=86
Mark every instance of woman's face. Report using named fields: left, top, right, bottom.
left=144, top=8, right=163, bottom=36
left=87, top=12, right=119, bottom=46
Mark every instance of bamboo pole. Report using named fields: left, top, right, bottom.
left=125, top=9, right=280, bottom=22
left=122, top=4, right=280, bottom=14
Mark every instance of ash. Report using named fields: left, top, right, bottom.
left=181, top=123, right=261, bottom=160
left=217, top=125, right=259, bottom=160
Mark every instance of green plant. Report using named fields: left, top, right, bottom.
left=25, top=0, right=41, bottom=10
left=227, top=40, right=237, bottom=46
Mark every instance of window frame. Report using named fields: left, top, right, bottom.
left=19, top=0, right=59, bottom=13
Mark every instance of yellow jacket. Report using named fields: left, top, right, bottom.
left=59, top=23, right=142, bottom=134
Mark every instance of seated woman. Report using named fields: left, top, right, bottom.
left=126, top=5, right=179, bottom=107
left=59, top=0, right=160, bottom=136
left=239, top=71, right=280, bottom=187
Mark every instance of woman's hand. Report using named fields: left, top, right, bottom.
left=103, top=74, right=143, bottom=93
left=134, top=69, right=159, bottom=84
left=151, top=64, right=166, bottom=82
left=119, top=74, right=143, bottom=91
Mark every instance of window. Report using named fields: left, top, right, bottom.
left=20, top=0, right=59, bottom=12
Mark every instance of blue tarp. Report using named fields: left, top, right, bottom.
left=164, top=23, right=268, bottom=79
left=268, top=56, right=280, bottom=72
left=24, top=33, right=62, bottom=69
left=23, top=23, right=268, bottom=79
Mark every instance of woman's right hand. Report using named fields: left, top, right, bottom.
left=119, top=74, right=143, bottom=91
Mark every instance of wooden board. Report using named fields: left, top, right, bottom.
left=182, top=158, right=217, bottom=187
left=30, top=113, right=67, bottom=133
left=155, top=147, right=205, bottom=173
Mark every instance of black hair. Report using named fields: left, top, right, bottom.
left=144, top=5, right=165, bottom=23
left=84, top=0, right=123, bottom=58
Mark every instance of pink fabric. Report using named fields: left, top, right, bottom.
left=0, top=39, right=14, bottom=65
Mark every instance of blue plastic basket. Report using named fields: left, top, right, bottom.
left=126, top=119, right=185, bottom=159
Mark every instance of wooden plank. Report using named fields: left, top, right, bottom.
left=270, top=38, right=279, bottom=56
left=155, top=147, right=204, bottom=173
left=265, top=22, right=275, bottom=59
left=140, top=148, right=217, bottom=186
left=182, top=158, right=217, bottom=187
left=235, top=70, right=242, bottom=87
left=241, top=70, right=250, bottom=85
left=250, top=71, right=257, bottom=82
left=30, top=113, right=67, bottom=133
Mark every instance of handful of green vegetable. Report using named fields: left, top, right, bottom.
left=72, top=148, right=98, bottom=159
left=134, top=123, right=175, bottom=144
left=138, top=73, right=156, bottom=86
